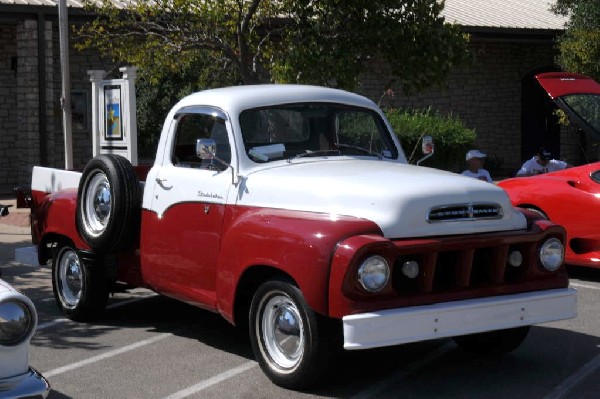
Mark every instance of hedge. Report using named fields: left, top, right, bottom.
left=384, top=107, right=477, bottom=172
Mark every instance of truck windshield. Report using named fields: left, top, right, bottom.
left=239, top=103, right=398, bottom=162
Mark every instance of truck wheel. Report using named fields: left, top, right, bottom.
left=52, top=245, right=109, bottom=321
left=249, top=280, right=332, bottom=389
left=76, top=154, right=140, bottom=253
left=453, top=326, right=530, bottom=355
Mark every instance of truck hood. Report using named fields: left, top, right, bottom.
left=536, top=72, right=600, bottom=140
left=237, top=159, right=526, bottom=238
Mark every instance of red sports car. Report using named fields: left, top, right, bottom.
left=499, top=72, right=600, bottom=268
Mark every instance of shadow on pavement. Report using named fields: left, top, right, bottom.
left=567, top=265, right=600, bottom=282
left=32, top=291, right=600, bottom=398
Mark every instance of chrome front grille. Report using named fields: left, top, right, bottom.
left=391, top=244, right=530, bottom=295
left=427, top=202, right=503, bottom=223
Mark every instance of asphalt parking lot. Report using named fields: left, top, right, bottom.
left=2, top=220, right=600, bottom=398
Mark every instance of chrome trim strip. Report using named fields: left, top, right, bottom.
left=0, top=368, right=50, bottom=398
left=426, top=202, right=503, bottom=223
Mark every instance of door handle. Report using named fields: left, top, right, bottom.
left=155, top=178, right=173, bottom=190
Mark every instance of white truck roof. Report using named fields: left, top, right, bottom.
left=173, top=84, right=379, bottom=115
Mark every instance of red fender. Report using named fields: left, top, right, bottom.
left=216, top=206, right=382, bottom=323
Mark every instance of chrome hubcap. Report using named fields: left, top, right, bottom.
left=261, top=294, right=304, bottom=370
left=84, top=172, right=111, bottom=235
left=57, top=249, right=82, bottom=308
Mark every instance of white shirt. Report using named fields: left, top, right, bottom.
left=461, top=169, right=492, bottom=182
left=517, top=157, right=567, bottom=176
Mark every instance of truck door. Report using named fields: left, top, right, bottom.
left=141, top=107, right=234, bottom=309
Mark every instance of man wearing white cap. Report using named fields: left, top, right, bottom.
left=461, top=150, right=493, bottom=182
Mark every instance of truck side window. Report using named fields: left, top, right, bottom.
left=172, top=113, right=231, bottom=169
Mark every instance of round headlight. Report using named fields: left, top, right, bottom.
left=539, top=238, right=564, bottom=272
left=358, top=256, right=390, bottom=292
left=0, top=300, right=34, bottom=346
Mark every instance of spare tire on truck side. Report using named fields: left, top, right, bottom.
left=76, top=154, right=141, bottom=253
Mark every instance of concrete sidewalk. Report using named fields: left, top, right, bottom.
left=0, top=198, right=30, bottom=228
left=0, top=198, right=32, bottom=270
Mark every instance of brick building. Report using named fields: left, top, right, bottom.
left=358, top=0, right=578, bottom=176
left=0, top=0, right=575, bottom=193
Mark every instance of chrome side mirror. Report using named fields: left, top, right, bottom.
left=417, top=135, right=435, bottom=166
left=196, top=139, right=216, bottom=160
left=422, top=135, right=434, bottom=155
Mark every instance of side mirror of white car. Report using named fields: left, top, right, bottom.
left=417, top=135, right=435, bottom=165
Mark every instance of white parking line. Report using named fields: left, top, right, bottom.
left=570, top=282, right=600, bottom=291
left=36, top=293, right=157, bottom=331
left=43, top=333, right=172, bottom=378
left=543, top=352, right=600, bottom=399
left=351, top=341, right=455, bottom=399
left=106, top=293, right=158, bottom=309
left=162, top=360, right=258, bottom=399
left=36, top=318, right=70, bottom=331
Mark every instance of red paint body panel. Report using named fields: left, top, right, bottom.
left=140, top=203, right=227, bottom=310
left=133, top=165, right=151, bottom=182
left=498, top=162, right=600, bottom=268
left=31, top=188, right=89, bottom=262
left=31, top=188, right=145, bottom=285
left=536, top=72, right=600, bottom=99
left=215, top=207, right=382, bottom=323
left=140, top=204, right=381, bottom=322
left=328, top=221, right=569, bottom=318
left=31, top=189, right=570, bottom=324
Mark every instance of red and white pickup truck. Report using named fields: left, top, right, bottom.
left=26, top=85, right=576, bottom=389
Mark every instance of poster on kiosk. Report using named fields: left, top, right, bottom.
left=104, top=85, right=123, bottom=141
left=89, top=67, right=138, bottom=165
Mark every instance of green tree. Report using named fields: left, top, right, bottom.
left=553, top=0, right=600, bottom=80
left=76, top=0, right=469, bottom=93
left=136, top=54, right=241, bottom=159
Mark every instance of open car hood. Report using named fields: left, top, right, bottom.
left=536, top=72, right=600, bottom=140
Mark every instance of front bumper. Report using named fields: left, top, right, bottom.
left=343, top=288, right=576, bottom=350
left=0, top=368, right=50, bottom=399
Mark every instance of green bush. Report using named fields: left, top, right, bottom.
left=384, top=107, right=476, bottom=172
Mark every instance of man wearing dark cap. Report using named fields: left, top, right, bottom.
left=516, top=147, right=569, bottom=177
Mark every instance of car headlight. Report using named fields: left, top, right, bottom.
left=358, top=256, right=390, bottom=292
left=539, top=238, right=564, bottom=272
left=0, top=300, right=34, bottom=346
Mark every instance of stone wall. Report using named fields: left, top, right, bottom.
left=358, top=41, right=583, bottom=176
left=14, top=20, right=54, bottom=190
left=0, top=24, right=18, bottom=194
left=0, top=17, right=107, bottom=193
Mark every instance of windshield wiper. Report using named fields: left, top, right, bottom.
left=289, top=149, right=341, bottom=162
left=334, top=143, right=382, bottom=159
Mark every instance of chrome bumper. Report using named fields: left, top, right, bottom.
left=343, top=288, right=577, bottom=350
left=0, top=368, right=50, bottom=399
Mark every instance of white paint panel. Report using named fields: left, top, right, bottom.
left=0, top=280, right=38, bottom=380
left=31, top=166, right=81, bottom=194
left=343, top=288, right=577, bottom=350
left=235, top=158, right=526, bottom=239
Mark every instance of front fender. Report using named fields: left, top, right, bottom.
left=216, top=206, right=382, bottom=323
left=32, top=188, right=88, bottom=264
